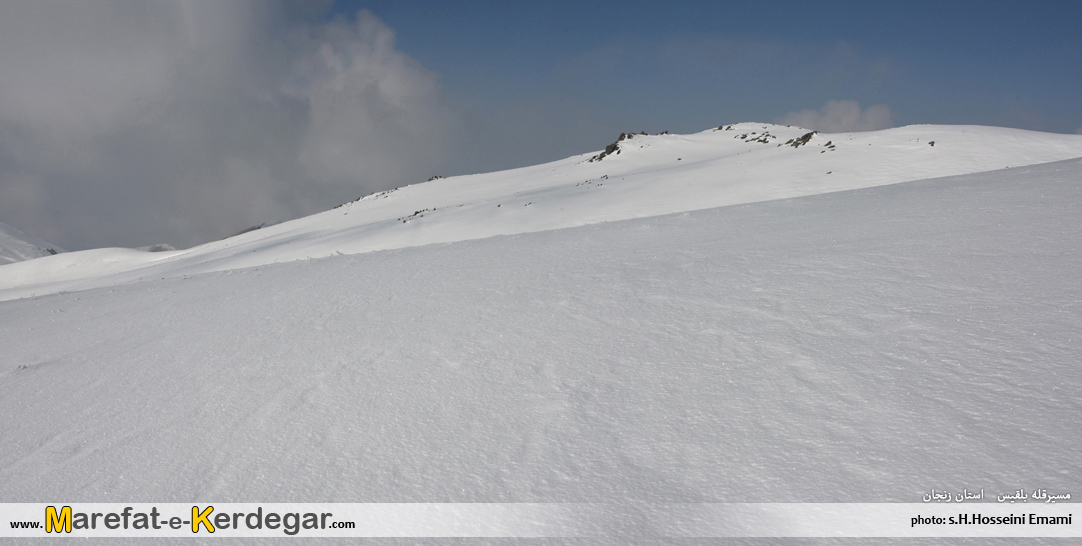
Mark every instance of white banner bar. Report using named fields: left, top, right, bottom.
left=1, top=503, right=1076, bottom=538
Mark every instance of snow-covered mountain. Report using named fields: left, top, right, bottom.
left=2, top=123, right=1081, bottom=301
left=2, top=124, right=1081, bottom=543
left=0, top=220, right=64, bottom=266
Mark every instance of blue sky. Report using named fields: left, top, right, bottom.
left=0, top=0, right=1079, bottom=251
left=330, top=0, right=1082, bottom=134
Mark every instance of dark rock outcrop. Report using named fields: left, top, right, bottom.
left=783, top=131, right=819, bottom=148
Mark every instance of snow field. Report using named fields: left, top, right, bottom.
left=2, top=159, right=1079, bottom=519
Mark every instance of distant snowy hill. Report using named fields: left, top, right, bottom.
left=2, top=123, right=1081, bottom=301
left=0, top=221, right=63, bottom=266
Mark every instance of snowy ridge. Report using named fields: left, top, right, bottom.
left=0, top=220, right=64, bottom=266
left=2, top=123, right=1082, bottom=300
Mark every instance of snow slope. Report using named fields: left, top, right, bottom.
left=0, top=221, right=63, bottom=266
left=1, top=157, right=1081, bottom=545
left=2, top=123, right=1081, bottom=301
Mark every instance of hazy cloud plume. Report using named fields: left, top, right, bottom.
left=777, top=100, right=893, bottom=133
left=0, top=2, right=454, bottom=250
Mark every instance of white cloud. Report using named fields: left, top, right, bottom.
left=287, top=12, right=454, bottom=189
left=0, top=2, right=456, bottom=250
left=777, top=100, right=893, bottom=133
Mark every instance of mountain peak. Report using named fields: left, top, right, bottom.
left=0, top=220, right=64, bottom=266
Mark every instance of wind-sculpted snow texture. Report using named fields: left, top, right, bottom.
left=2, top=123, right=1081, bottom=301
left=2, top=157, right=1081, bottom=545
